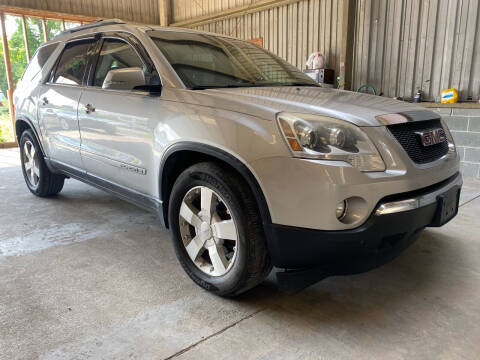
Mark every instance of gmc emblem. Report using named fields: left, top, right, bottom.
left=415, top=128, right=447, bottom=147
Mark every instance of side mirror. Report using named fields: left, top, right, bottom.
left=102, top=67, right=146, bottom=91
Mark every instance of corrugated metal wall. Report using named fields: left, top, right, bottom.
left=172, top=0, right=263, bottom=23
left=187, top=0, right=344, bottom=75
left=353, top=0, right=480, bottom=101
left=3, top=0, right=478, bottom=101
left=0, top=0, right=160, bottom=24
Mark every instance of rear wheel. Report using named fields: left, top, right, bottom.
left=168, top=162, right=272, bottom=296
left=20, top=129, right=65, bottom=197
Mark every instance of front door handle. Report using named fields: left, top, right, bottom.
left=84, top=104, right=95, bottom=114
left=41, top=97, right=48, bottom=105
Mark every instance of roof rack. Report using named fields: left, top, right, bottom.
left=56, top=19, right=125, bottom=37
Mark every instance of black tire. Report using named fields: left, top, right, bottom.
left=168, top=162, right=272, bottom=296
left=19, top=129, right=65, bottom=197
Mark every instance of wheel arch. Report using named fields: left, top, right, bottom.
left=15, top=117, right=62, bottom=175
left=159, top=142, right=272, bottom=229
left=15, top=117, right=46, bottom=156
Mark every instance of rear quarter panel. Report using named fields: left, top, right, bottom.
left=14, top=42, right=64, bottom=152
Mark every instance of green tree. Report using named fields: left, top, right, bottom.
left=0, top=17, right=61, bottom=98
left=0, top=17, right=62, bottom=142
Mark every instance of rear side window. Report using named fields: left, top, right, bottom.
left=51, top=40, right=94, bottom=86
left=21, top=43, right=58, bottom=82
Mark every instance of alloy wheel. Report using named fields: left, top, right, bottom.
left=179, top=186, right=239, bottom=277
left=23, top=140, right=40, bottom=188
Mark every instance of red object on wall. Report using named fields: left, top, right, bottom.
left=249, top=37, right=263, bottom=47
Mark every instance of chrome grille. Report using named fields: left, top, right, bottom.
left=387, top=119, right=449, bottom=164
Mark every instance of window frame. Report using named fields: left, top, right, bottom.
left=46, top=36, right=97, bottom=88
left=89, top=36, right=146, bottom=89
left=86, top=31, right=161, bottom=94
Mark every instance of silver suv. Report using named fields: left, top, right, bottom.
left=14, top=20, right=462, bottom=296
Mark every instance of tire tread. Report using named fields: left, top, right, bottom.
left=20, top=129, right=65, bottom=197
left=169, top=161, right=272, bottom=296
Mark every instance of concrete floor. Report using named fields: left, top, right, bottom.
left=1, top=147, right=480, bottom=360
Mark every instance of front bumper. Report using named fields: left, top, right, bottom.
left=251, top=124, right=460, bottom=231
left=264, top=173, right=462, bottom=271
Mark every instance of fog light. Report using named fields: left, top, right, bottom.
left=336, top=200, right=347, bottom=220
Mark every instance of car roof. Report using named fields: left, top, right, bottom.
left=50, top=19, right=236, bottom=43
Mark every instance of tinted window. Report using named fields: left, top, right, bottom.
left=22, top=43, right=58, bottom=82
left=93, top=38, right=144, bottom=87
left=149, top=31, right=317, bottom=89
left=52, top=40, right=93, bottom=85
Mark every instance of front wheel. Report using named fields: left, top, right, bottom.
left=168, top=162, right=272, bottom=296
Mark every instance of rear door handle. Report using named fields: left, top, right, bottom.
left=41, top=97, right=48, bottom=105
left=84, top=104, right=95, bottom=114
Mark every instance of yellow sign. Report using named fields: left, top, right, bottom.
left=441, top=88, right=458, bottom=103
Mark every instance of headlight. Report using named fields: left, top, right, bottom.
left=277, top=112, right=385, bottom=172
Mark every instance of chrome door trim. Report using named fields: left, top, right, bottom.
left=81, top=149, right=147, bottom=175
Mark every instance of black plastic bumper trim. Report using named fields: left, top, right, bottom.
left=264, top=176, right=461, bottom=272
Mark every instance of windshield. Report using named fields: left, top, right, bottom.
left=148, top=30, right=318, bottom=89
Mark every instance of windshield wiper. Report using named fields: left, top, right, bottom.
left=277, top=82, right=320, bottom=87
left=190, top=82, right=320, bottom=90
left=191, top=83, right=269, bottom=90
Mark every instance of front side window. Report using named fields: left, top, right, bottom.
left=93, top=38, right=145, bottom=87
left=148, top=30, right=318, bottom=89
left=52, top=40, right=94, bottom=85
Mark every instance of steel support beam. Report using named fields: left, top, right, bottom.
left=340, top=0, right=357, bottom=90
left=159, top=0, right=171, bottom=27
left=0, top=5, right=99, bottom=23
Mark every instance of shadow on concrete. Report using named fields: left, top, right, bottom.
left=231, top=228, right=469, bottom=330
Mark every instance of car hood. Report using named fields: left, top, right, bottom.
left=173, top=86, right=438, bottom=127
